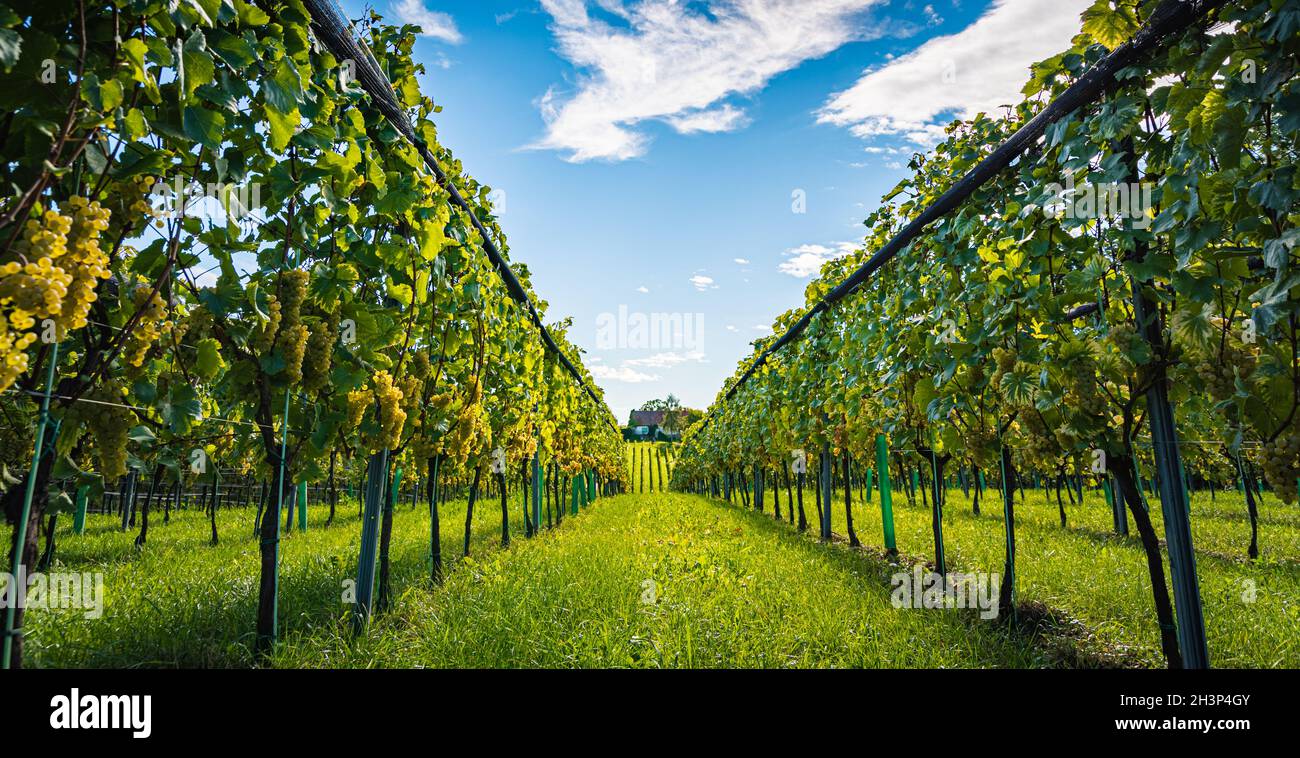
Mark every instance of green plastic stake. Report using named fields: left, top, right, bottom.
left=3, top=340, right=58, bottom=669
left=352, top=450, right=389, bottom=634
left=297, top=481, right=308, bottom=532
left=587, top=469, right=595, bottom=503
left=865, top=467, right=874, bottom=504
left=819, top=443, right=832, bottom=541
left=72, top=484, right=89, bottom=535
left=875, top=435, right=896, bottom=554
left=571, top=476, right=581, bottom=515
left=531, top=449, right=542, bottom=530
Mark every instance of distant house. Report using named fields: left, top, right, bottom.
left=624, top=410, right=678, bottom=442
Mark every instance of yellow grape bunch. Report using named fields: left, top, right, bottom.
left=120, top=282, right=170, bottom=371
left=0, top=197, right=112, bottom=392
left=1260, top=429, right=1300, bottom=505
left=347, top=371, right=409, bottom=453
left=60, top=378, right=135, bottom=481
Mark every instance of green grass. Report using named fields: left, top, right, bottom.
left=271, top=492, right=1044, bottom=668
left=625, top=442, right=675, bottom=493
left=24, top=482, right=559, bottom=668
left=23, top=474, right=1299, bottom=668
left=757, top=475, right=1300, bottom=668
left=26, top=490, right=1046, bottom=668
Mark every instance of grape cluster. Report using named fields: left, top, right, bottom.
left=444, top=377, right=490, bottom=467
left=1107, top=323, right=1140, bottom=358
left=372, top=370, right=407, bottom=451
left=1018, top=411, right=1057, bottom=469
left=63, top=379, right=135, bottom=481
left=301, top=310, right=338, bottom=391
left=1195, top=344, right=1256, bottom=402
left=119, top=176, right=163, bottom=232
left=990, top=346, right=1016, bottom=392
left=0, top=198, right=113, bottom=392
left=1064, top=355, right=1107, bottom=417
left=120, top=284, right=169, bottom=370
left=252, top=295, right=281, bottom=353
left=345, top=386, right=370, bottom=431
left=273, top=270, right=310, bottom=384
left=1261, top=431, right=1300, bottom=505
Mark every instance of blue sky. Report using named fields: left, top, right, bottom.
left=339, top=0, right=1092, bottom=424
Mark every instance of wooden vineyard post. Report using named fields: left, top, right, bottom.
left=429, top=454, right=441, bottom=582
left=875, top=434, right=896, bottom=555
left=753, top=463, right=763, bottom=512
left=1105, top=477, right=1128, bottom=536
left=1119, top=137, right=1208, bottom=668
left=532, top=449, right=542, bottom=535
left=1134, top=299, right=1208, bottom=668
left=72, top=484, right=89, bottom=535
left=297, top=481, right=308, bottom=532
left=819, top=443, right=832, bottom=541
left=352, top=450, right=389, bottom=634
left=928, top=433, right=946, bottom=577
left=997, top=439, right=1017, bottom=621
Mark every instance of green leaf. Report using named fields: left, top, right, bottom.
left=266, top=103, right=299, bottom=152
left=0, top=27, right=21, bottom=72
left=1080, top=0, right=1138, bottom=49
left=181, top=30, right=215, bottom=97
left=183, top=105, right=225, bottom=151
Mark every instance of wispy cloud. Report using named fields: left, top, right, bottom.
left=817, top=0, right=1090, bottom=146
left=531, top=0, right=887, bottom=162
left=590, top=364, right=661, bottom=383
left=636, top=285, right=649, bottom=293
left=689, top=274, right=718, bottom=291
left=733, top=257, right=750, bottom=265
left=625, top=351, right=708, bottom=369
left=391, top=0, right=464, bottom=44
left=778, top=242, right=857, bottom=278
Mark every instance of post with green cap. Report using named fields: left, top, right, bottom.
left=874, top=434, right=896, bottom=555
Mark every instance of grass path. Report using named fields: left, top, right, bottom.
left=273, top=492, right=1045, bottom=668
left=26, top=479, right=1297, bottom=668
left=27, top=490, right=1046, bottom=668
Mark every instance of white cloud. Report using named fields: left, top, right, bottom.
left=590, top=364, right=661, bottom=383
left=726, top=325, right=739, bottom=332
left=817, top=0, right=1090, bottom=146
left=636, top=285, right=649, bottom=293
left=778, top=242, right=857, bottom=278
left=391, top=0, right=464, bottom=44
left=752, top=324, right=771, bottom=332
left=532, top=0, right=886, bottom=162
left=733, top=257, right=750, bottom=265
left=689, top=274, right=717, bottom=291
left=625, top=350, right=708, bottom=369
